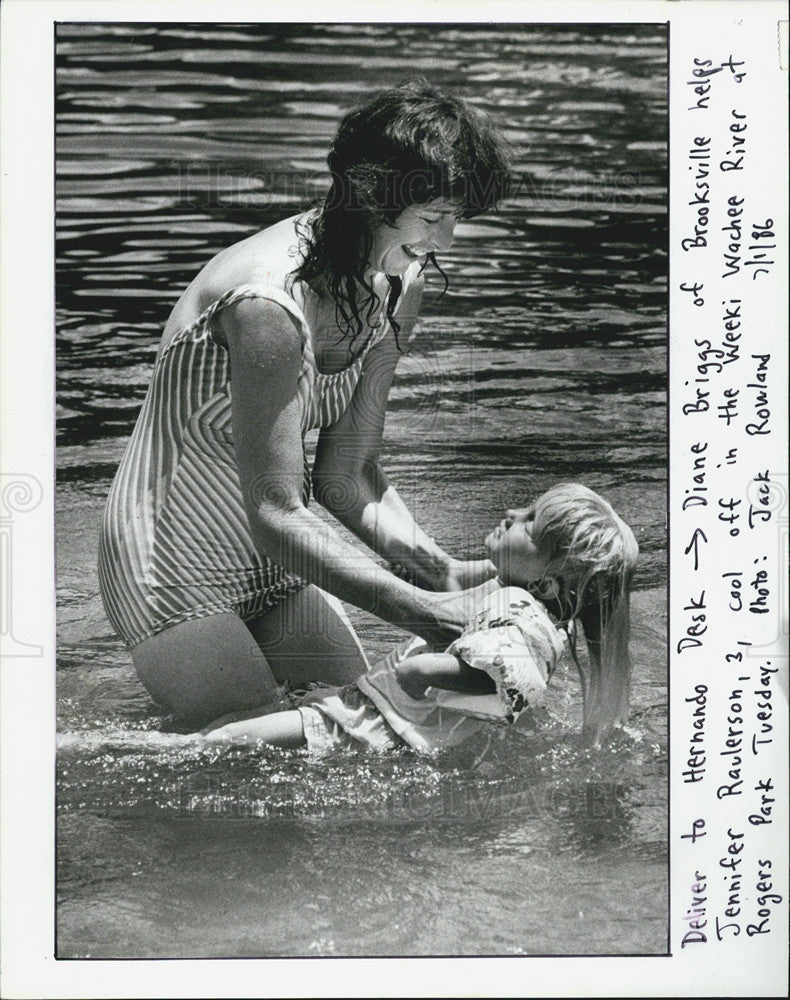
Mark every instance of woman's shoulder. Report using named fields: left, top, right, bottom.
left=162, top=214, right=308, bottom=342
left=197, top=214, right=307, bottom=306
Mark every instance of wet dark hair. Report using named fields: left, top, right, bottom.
left=292, top=80, right=510, bottom=355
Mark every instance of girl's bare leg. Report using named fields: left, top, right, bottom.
left=200, top=709, right=306, bottom=748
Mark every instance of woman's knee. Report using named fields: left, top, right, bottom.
left=248, top=585, right=369, bottom=685
left=131, top=613, right=279, bottom=720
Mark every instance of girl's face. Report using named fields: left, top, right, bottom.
left=367, top=199, right=460, bottom=275
left=485, top=507, right=552, bottom=586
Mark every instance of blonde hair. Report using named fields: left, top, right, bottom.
left=529, top=483, right=639, bottom=745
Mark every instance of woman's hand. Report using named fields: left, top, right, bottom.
left=410, top=588, right=482, bottom=650
left=442, top=558, right=498, bottom=592
left=388, top=561, right=435, bottom=589
left=389, top=558, right=496, bottom=592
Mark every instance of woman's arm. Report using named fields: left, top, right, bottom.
left=219, top=297, right=471, bottom=648
left=311, top=279, right=496, bottom=592
left=312, top=336, right=456, bottom=591
left=396, top=651, right=496, bottom=700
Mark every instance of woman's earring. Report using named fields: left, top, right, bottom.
left=535, top=577, right=560, bottom=600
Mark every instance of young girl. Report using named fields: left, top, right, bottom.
left=198, top=484, right=638, bottom=751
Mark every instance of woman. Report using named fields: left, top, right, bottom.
left=98, top=81, right=510, bottom=720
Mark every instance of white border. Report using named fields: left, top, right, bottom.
left=1, top=2, right=787, bottom=998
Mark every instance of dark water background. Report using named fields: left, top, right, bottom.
left=56, top=22, right=668, bottom=958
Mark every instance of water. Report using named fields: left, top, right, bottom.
left=56, top=22, right=668, bottom=958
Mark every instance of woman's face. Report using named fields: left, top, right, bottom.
left=367, top=199, right=460, bottom=276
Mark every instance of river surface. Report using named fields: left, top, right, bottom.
left=56, top=22, right=668, bottom=958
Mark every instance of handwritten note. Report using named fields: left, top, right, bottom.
left=671, top=11, right=788, bottom=983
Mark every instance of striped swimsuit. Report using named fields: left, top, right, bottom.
left=98, top=281, right=390, bottom=650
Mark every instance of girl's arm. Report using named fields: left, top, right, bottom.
left=396, top=652, right=495, bottom=701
